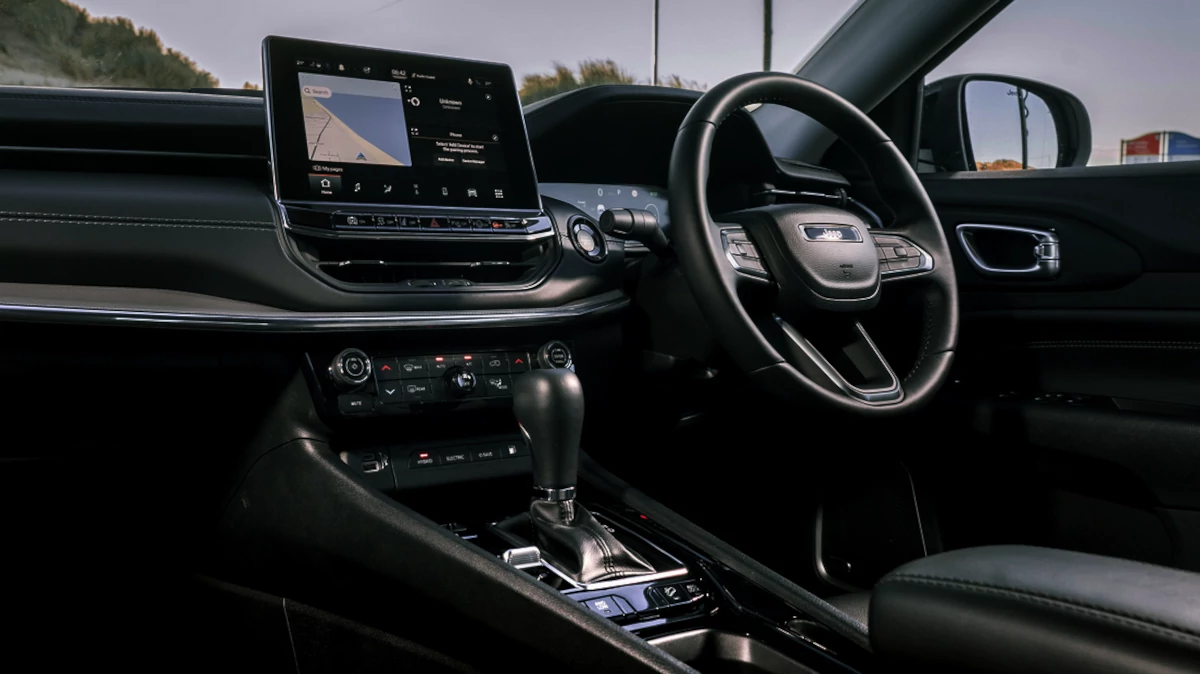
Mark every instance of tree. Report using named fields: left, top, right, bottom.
left=519, top=59, right=705, bottom=105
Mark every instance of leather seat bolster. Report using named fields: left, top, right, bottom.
left=870, top=545, right=1200, bottom=674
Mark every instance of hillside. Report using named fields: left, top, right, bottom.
left=0, top=0, right=217, bottom=88
left=976, top=159, right=1027, bottom=171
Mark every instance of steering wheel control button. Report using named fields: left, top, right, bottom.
left=507, top=351, right=531, bottom=373
left=481, top=353, right=509, bottom=374
left=581, top=596, right=626, bottom=618
left=871, top=234, right=931, bottom=278
left=721, top=229, right=771, bottom=280
left=375, top=357, right=400, bottom=381
left=441, top=450, right=473, bottom=465
left=401, top=380, right=433, bottom=402
left=337, top=394, right=372, bottom=414
left=485, top=374, right=514, bottom=396
left=537, top=341, right=573, bottom=369
left=409, top=450, right=441, bottom=469
left=330, top=348, right=373, bottom=389
left=398, top=358, right=428, bottom=379
left=733, top=255, right=765, bottom=273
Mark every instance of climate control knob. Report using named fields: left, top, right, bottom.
left=329, top=348, right=372, bottom=389
left=444, top=366, right=478, bottom=397
left=537, top=341, right=573, bottom=369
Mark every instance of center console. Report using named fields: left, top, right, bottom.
left=251, top=35, right=862, bottom=674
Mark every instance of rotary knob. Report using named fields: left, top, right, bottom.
left=329, top=348, right=372, bottom=389
left=444, top=366, right=478, bottom=397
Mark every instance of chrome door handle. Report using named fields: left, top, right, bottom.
left=955, top=223, right=1060, bottom=279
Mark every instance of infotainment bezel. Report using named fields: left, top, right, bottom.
left=262, top=35, right=542, bottom=217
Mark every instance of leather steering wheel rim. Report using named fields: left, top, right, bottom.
left=668, top=72, right=958, bottom=416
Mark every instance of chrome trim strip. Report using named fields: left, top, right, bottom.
left=0, top=293, right=629, bottom=332
left=281, top=217, right=557, bottom=243
left=955, top=223, right=1060, bottom=279
left=502, top=546, right=544, bottom=570
left=532, top=486, right=576, bottom=501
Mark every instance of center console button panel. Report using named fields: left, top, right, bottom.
left=340, top=436, right=531, bottom=490
left=311, top=342, right=572, bottom=418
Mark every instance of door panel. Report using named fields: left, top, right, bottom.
left=919, top=160, right=1200, bottom=570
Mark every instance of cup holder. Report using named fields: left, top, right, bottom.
left=648, top=629, right=818, bottom=674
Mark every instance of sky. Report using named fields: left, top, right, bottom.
left=929, top=0, right=1200, bottom=165
left=72, top=0, right=1200, bottom=166
left=73, top=0, right=852, bottom=89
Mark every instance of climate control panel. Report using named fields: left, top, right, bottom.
left=312, top=342, right=573, bottom=418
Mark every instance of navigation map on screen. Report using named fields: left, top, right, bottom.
left=298, top=72, right=412, bottom=166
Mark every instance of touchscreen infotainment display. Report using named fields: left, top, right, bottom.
left=263, top=36, right=540, bottom=212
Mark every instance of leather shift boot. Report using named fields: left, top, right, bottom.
left=529, top=499, right=655, bottom=584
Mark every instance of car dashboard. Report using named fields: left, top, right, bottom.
left=0, top=36, right=891, bottom=674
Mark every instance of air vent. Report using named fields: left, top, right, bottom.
left=286, top=231, right=558, bottom=292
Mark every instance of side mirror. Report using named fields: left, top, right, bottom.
left=920, top=74, right=1091, bottom=172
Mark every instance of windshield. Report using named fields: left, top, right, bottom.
left=0, top=0, right=855, bottom=103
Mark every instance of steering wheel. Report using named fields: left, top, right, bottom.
left=668, top=73, right=958, bottom=416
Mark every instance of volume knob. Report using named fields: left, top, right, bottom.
left=330, top=348, right=372, bottom=389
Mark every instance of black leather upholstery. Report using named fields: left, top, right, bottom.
left=871, top=545, right=1200, bottom=673
left=530, top=499, right=655, bottom=585
left=825, top=592, right=871, bottom=631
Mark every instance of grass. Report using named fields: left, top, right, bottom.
left=0, top=0, right=218, bottom=88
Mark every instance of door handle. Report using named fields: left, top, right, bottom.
left=955, top=223, right=1060, bottom=279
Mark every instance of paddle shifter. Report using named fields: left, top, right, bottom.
left=512, top=369, right=654, bottom=583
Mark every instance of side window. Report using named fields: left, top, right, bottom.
left=918, top=0, right=1200, bottom=172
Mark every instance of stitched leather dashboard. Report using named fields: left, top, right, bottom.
left=0, top=169, right=622, bottom=314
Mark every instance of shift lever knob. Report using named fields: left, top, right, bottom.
left=513, top=368, right=584, bottom=501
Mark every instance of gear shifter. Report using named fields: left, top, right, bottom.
left=512, top=369, right=655, bottom=583
left=513, top=368, right=583, bottom=501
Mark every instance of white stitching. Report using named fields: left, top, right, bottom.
left=1022, top=342, right=1200, bottom=350
left=0, top=210, right=273, bottom=227
left=0, top=220, right=272, bottom=233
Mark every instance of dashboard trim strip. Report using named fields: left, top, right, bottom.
left=0, top=293, right=630, bottom=333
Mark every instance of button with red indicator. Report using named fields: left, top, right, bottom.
left=375, top=357, right=401, bottom=381
left=454, top=354, right=479, bottom=370
left=409, top=450, right=441, bottom=469
left=507, top=351, right=531, bottom=373
left=425, top=355, right=450, bottom=376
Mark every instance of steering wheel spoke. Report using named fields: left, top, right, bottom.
left=769, top=314, right=903, bottom=404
